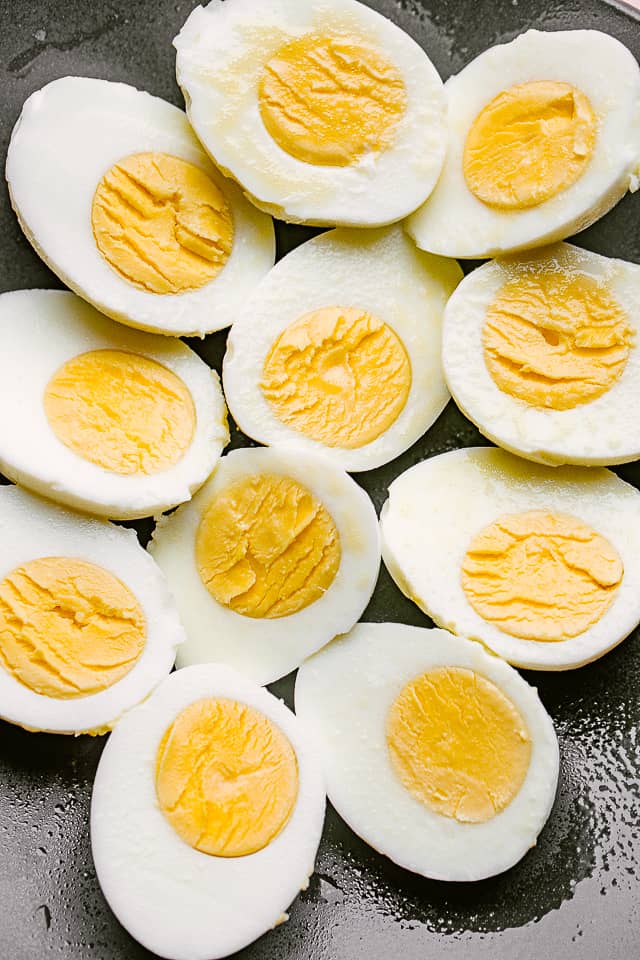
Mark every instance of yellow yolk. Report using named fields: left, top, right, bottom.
left=463, top=81, right=597, bottom=209
left=483, top=273, right=632, bottom=410
left=261, top=306, right=411, bottom=448
left=44, top=349, right=196, bottom=476
left=196, top=473, right=341, bottom=619
left=387, top=667, right=531, bottom=823
left=258, top=34, right=407, bottom=166
left=92, top=152, right=234, bottom=294
left=461, top=511, right=623, bottom=641
left=0, top=557, right=145, bottom=699
left=155, top=697, right=298, bottom=857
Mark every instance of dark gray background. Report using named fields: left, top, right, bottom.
left=0, top=1, right=639, bottom=958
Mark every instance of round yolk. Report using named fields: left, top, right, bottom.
left=258, top=33, right=407, bottom=166
left=92, top=152, right=234, bottom=295
left=44, top=349, right=196, bottom=476
left=261, top=306, right=411, bottom=449
left=463, top=81, right=597, bottom=209
left=387, top=667, right=531, bottom=823
left=155, top=697, right=298, bottom=857
left=483, top=272, right=632, bottom=410
left=0, top=557, right=146, bottom=699
left=461, top=511, right=623, bottom=642
left=196, top=473, right=341, bottom=619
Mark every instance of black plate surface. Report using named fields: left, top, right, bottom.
left=1, top=1, right=639, bottom=958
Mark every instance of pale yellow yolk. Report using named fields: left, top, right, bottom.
left=258, top=33, right=407, bottom=166
left=44, top=349, right=196, bottom=476
left=463, top=81, right=597, bottom=209
left=155, top=697, right=298, bottom=857
left=483, top=273, right=632, bottom=410
left=92, top=152, right=234, bottom=294
left=462, top=511, right=623, bottom=641
left=0, top=557, right=145, bottom=699
left=261, top=306, right=411, bottom=448
left=196, top=473, right=341, bottom=619
left=387, top=667, right=531, bottom=823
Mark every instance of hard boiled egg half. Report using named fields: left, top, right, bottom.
left=92, top=664, right=325, bottom=960
left=0, top=485, right=181, bottom=735
left=408, top=30, right=640, bottom=258
left=223, top=225, right=462, bottom=472
left=0, top=290, right=227, bottom=520
left=380, top=447, right=640, bottom=670
left=174, top=0, right=447, bottom=226
left=6, top=77, right=275, bottom=336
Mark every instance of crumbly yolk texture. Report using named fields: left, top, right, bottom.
left=461, top=511, right=623, bottom=641
left=258, top=33, right=407, bottom=166
left=155, top=697, right=298, bottom=857
left=463, top=81, right=597, bottom=209
left=196, top=473, right=341, bottom=619
left=483, top=273, right=632, bottom=410
left=387, top=667, right=531, bottom=823
left=44, top=349, right=196, bottom=476
left=0, top=557, right=146, bottom=699
left=261, top=306, right=411, bottom=449
left=92, top=152, right=234, bottom=295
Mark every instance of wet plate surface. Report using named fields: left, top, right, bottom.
left=0, top=1, right=639, bottom=958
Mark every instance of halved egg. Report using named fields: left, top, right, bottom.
left=6, top=76, right=275, bottom=336
left=174, top=0, right=447, bottom=226
left=0, top=290, right=227, bottom=520
left=149, top=446, right=380, bottom=684
left=91, top=664, right=325, bottom=960
left=443, top=243, right=640, bottom=465
left=296, top=622, right=558, bottom=881
left=222, top=225, right=462, bottom=471
left=408, top=30, right=640, bottom=259
left=0, top=484, right=181, bottom=735
left=380, top=447, right=640, bottom=670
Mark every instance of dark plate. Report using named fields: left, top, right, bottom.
left=1, top=1, right=639, bottom=958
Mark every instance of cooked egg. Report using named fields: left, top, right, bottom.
left=91, top=663, right=325, bottom=960
left=407, top=30, right=640, bottom=259
left=222, top=225, right=462, bottom=471
left=0, top=289, right=227, bottom=520
left=380, top=447, right=640, bottom=670
left=443, top=243, right=640, bottom=465
left=0, top=484, right=181, bottom=735
left=149, top=446, right=380, bottom=684
left=174, top=0, right=447, bottom=226
left=6, top=76, right=275, bottom=337
left=295, top=622, right=558, bottom=881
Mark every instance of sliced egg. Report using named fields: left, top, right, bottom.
left=6, top=76, right=275, bottom=337
left=443, top=243, right=640, bottom=465
left=149, top=446, right=380, bottom=684
left=296, top=622, right=558, bottom=881
left=174, top=0, right=447, bottom=226
left=408, top=29, right=640, bottom=259
left=380, top=447, right=640, bottom=670
left=91, top=663, right=325, bottom=960
left=0, top=484, right=181, bottom=735
left=0, top=290, right=227, bottom=520
left=223, top=225, right=462, bottom=471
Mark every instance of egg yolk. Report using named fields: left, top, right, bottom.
left=44, top=349, right=196, bottom=476
left=155, top=697, right=298, bottom=857
left=258, top=34, right=407, bottom=166
left=0, top=557, right=145, bottom=699
left=196, top=473, right=341, bottom=619
left=261, top=306, right=411, bottom=448
left=387, top=667, right=531, bottom=823
left=92, top=152, right=233, bottom=295
left=462, top=511, right=623, bottom=641
left=483, top=273, right=632, bottom=410
left=463, top=81, right=597, bottom=209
